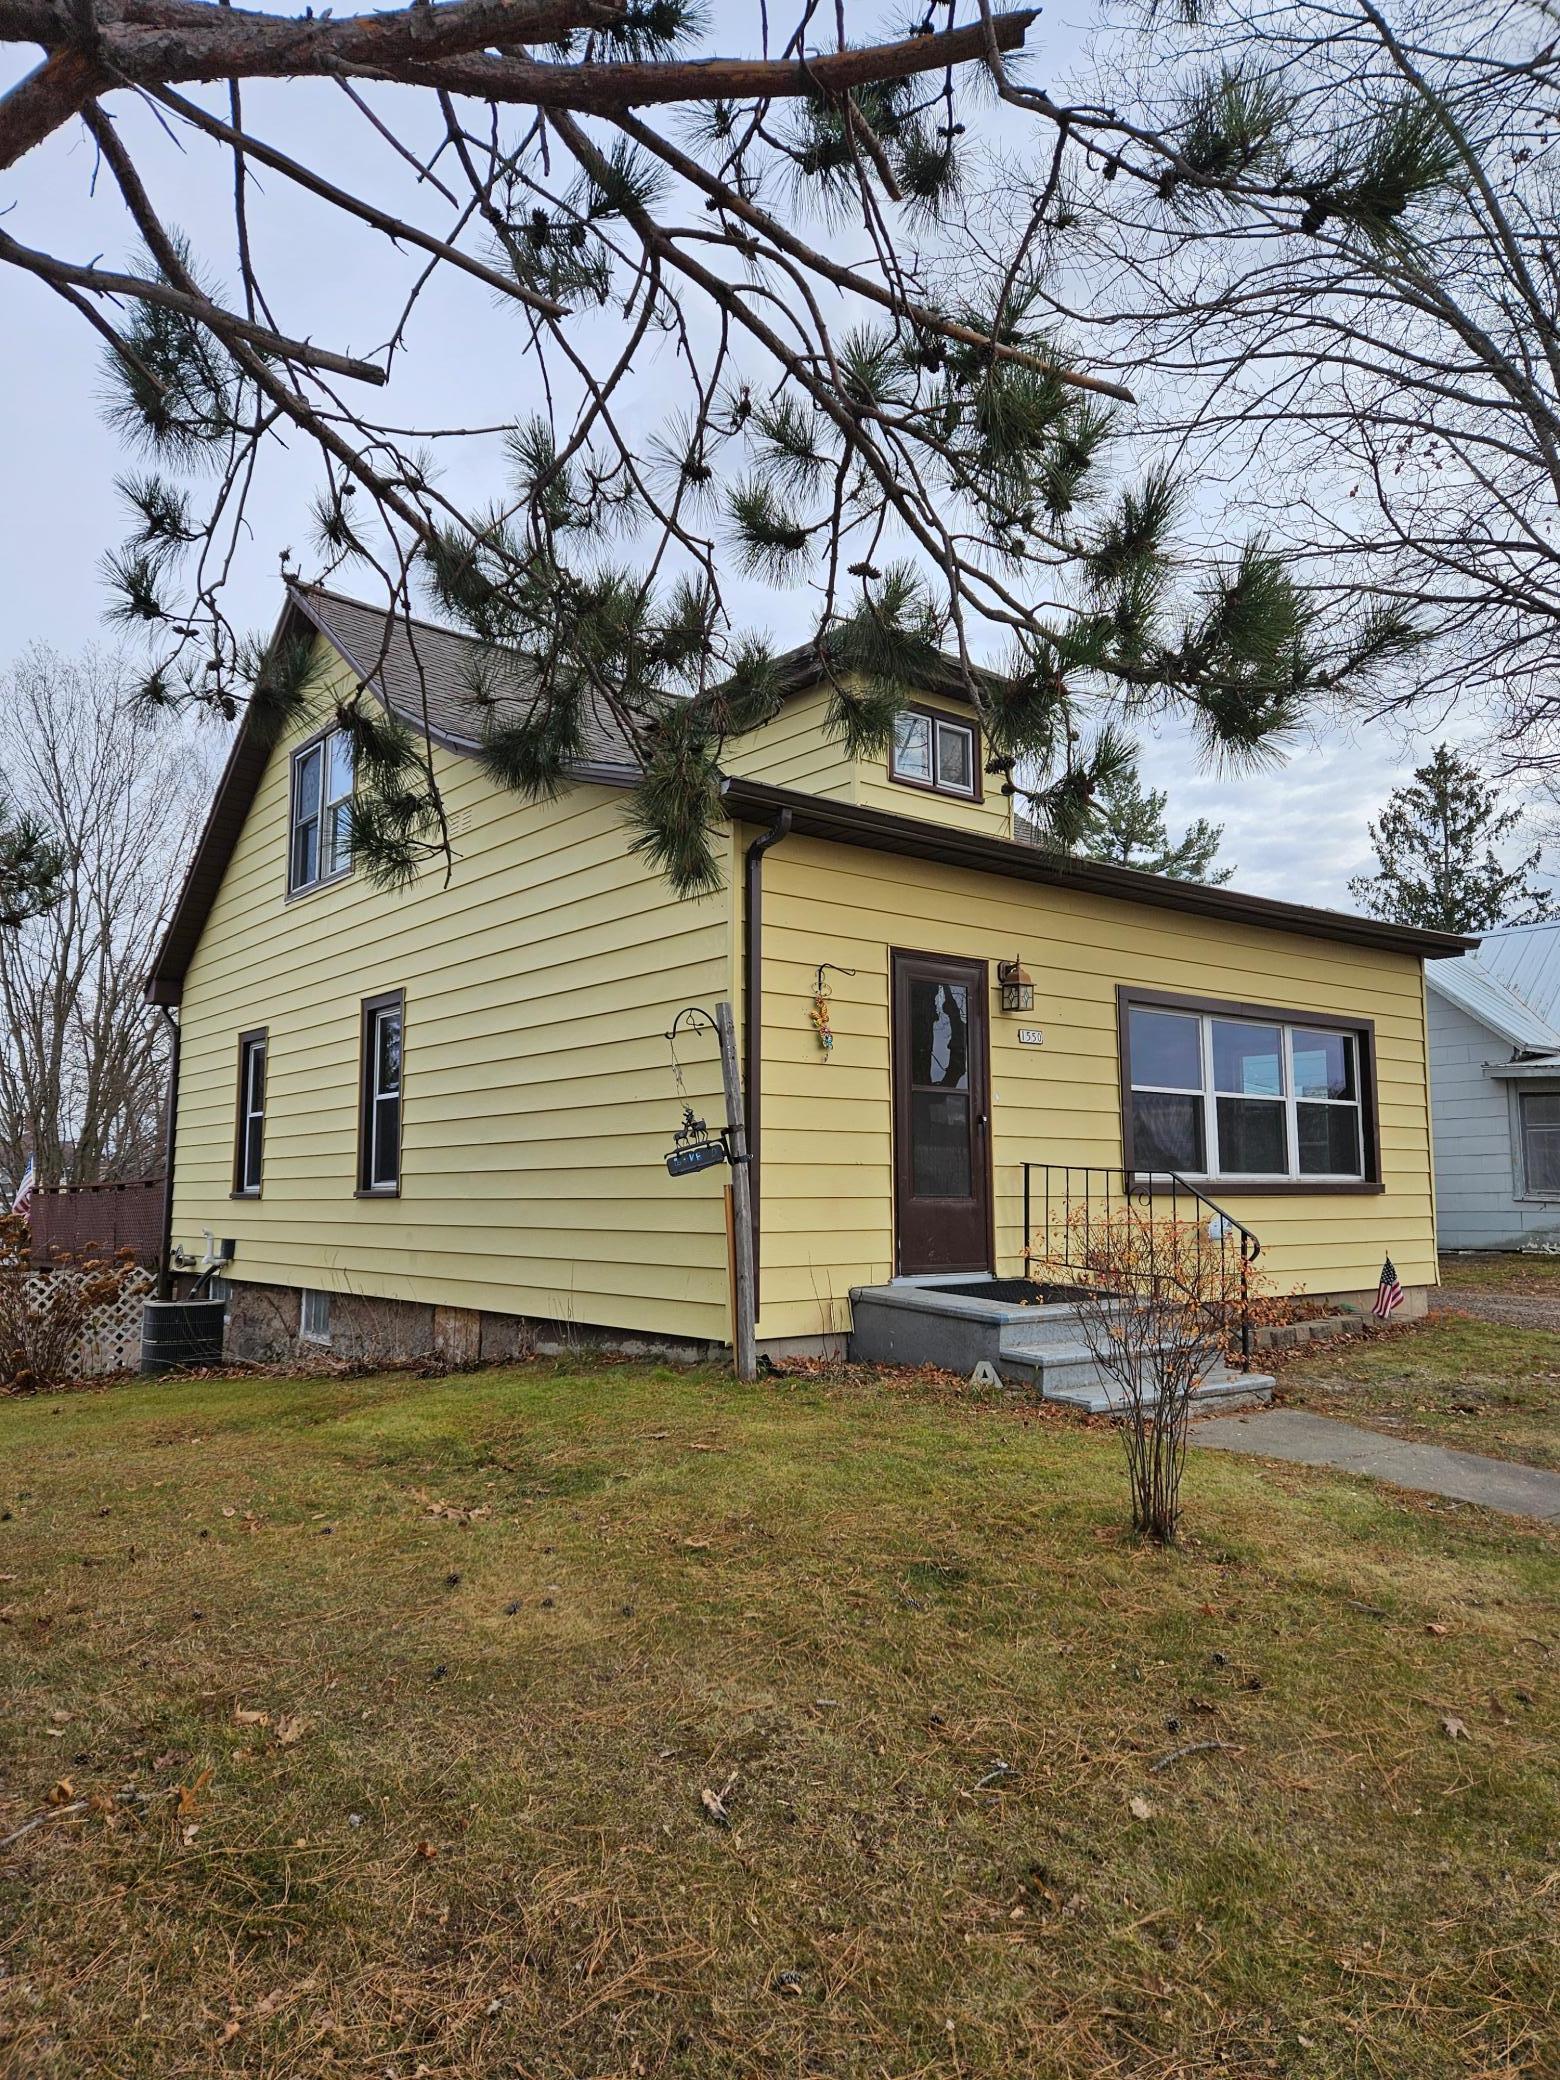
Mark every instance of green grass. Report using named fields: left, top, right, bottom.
left=1282, top=1317, right=1560, bottom=1469
left=1438, top=1250, right=1560, bottom=1293
left=2, top=1360, right=1557, bottom=2078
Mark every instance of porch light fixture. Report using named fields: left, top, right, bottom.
left=997, top=959, right=1035, bottom=1015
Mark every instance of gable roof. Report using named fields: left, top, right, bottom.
left=1427, top=934, right=1560, bottom=1053
left=146, top=584, right=1476, bottom=1004
left=1462, top=921, right=1560, bottom=1031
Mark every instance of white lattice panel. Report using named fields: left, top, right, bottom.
left=22, top=1267, right=156, bottom=1378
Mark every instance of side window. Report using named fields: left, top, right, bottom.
left=890, top=706, right=980, bottom=801
left=290, top=728, right=354, bottom=893
left=1520, top=1091, right=1560, bottom=1194
left=234, top=1030, right=266, bottom=1195
left=358, top=992, right=404, bottom=1195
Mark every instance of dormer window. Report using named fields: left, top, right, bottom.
left=290, top=727, right=355, bottom=893
left=890, top=705, right=981, bottom=802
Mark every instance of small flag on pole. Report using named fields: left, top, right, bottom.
left=10, top=1159, right=35, bottom=1219
left=1372, top=1255, right=1404, bottom=1321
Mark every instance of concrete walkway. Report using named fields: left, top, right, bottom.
left=1191, top=1407, right=1560, bottom=1523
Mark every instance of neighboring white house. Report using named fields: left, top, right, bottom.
left=1427, top=923, right=1560, bottom=1249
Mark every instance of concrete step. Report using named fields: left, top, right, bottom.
left=1035, top=1369, right=1276, bottom=1416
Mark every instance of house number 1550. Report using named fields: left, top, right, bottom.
left=1017, top=1028, right=1045, bottom=1046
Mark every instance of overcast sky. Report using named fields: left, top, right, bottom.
left=0, top=3, right=1520, bottom=908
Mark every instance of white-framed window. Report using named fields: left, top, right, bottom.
left=300, top=1288, right=332, bottom=1344
left=359, top=992, right=403, bottom=1194
left=289, top=727, right=354, bottom=893
left=1125, top=1001, right=1370, bottom=1184
left=234, top=1030, right=266, bottom=1195
left=890, top=706, right=979, bottom=800
left=1519, top=1090, right=1560, bottom=1194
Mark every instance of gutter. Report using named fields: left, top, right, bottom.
left=156, top=1005, right=180, bottom=1301
left=742, top=807, right=793, bottom=1316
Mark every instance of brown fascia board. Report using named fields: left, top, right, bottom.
left=719, top=775, right=1478, bottom=962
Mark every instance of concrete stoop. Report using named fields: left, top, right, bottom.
left=848, top=1281, right=1275, bottom=1417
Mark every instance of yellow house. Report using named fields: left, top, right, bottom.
left=147, top=584, right=1471, bottom=1366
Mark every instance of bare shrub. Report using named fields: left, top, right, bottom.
left=0, top=1214, right=137, bottom=1394
left=1047, top=1205, right=1268, bottom=1545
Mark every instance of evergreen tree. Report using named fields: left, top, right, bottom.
left=0, top=793, right=63, bottom=930
left=1076, top=761, right=1232, bottom=884
left=1348, top=745, right=1553, bottom=933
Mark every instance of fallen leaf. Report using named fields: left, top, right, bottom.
left=1441, top=1714, right=1471, bottom=1741
left=177, top=1767, right=214, bottom=1817
left=274, top=1713, right=308, bottom=1746
left=1128, top=1795, right=1155, bottom=1821
left=234, top=1706, right=270, bottom=1728
left=700, top=1785, right=731, bottom=1826
left=682, top=1538, right=710, bottom=1551
left=414, top=1839, right=438, bottom=1860
left=46, top=1778, right=74, bottom=1806
left=1425, top=1622, right=1450, bottom=1637
left=221, top=1507, right=236, bottom=1519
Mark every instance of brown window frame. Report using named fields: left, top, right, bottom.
left=286, top=724, right=356, bottom=899
left=1116, top=985, right=1383, bottom=1196
left=232, top=1027, right=267, bottom=1198
left=888, top=703, right=983, bottom=804
left=356, top=989, right=405, bottom=1199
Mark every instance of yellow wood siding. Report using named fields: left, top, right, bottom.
left=172, top=641, right=735, bottom=1343
left=726, top=684, right=1013, bottom=839
left=749, top=830, right=1435, bottom=1343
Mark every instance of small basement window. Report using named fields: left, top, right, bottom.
left=299, top=1288, right=332, bottom=1344
left=290, top=727, right=355, bottom=893
left=890, top=706, right=980, bottom=801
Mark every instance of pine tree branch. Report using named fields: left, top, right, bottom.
left=0, top=4, right=1039, bottom=169
left=0, top=220, right=389, bottom=384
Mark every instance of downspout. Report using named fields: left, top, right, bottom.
left=156, top=1005, right=180, bottom=1301
left=742, top=808, right=792, bottom=1316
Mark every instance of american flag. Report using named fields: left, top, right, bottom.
left=1372, top=1255, right=1404, bottom=1321
left=10, top=1159, right=35, bottom=1218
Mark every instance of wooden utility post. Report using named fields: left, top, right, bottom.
left=714, top=1000, right=757, bottom=1381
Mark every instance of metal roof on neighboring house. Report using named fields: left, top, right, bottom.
left=1465, top=921, right=1560, bottom=1033
left=1427, top=945, right=1560, bottom=1054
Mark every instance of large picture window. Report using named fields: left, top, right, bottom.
left=233, top=1029, right=267, bottom=1196
left=1121, top=992, right=1374, bottom=1187
left=358, top=991, right=403, bottom=1195
left=890, top=706, right=981, bottom=801
left=289, top=727, right=355, bottom=893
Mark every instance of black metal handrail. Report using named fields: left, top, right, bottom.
left=1021, top=1163, right=1262, bottom=1371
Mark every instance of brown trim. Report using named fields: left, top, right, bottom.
left=1116, top=984, right=1384, bottom=1194
left=887, top=702, right=984, bottom=805
left=719, top=777, right=1475, bottom=962
left=890, top=947, right=995, bottom=1274
left=156, top=1005, right=180, bottom=1298
left=356, top=989, right=405, bottom=1198
left=742, top=811, right=792, bottom=1309
left=232, top=1026, right=267, bottom=1198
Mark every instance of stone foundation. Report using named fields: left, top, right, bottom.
left=221, top=1279, right=721, bottom=1369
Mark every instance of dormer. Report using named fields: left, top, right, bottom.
left=721, top=669, right=1013, bottom=840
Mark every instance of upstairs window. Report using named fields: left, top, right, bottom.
left=1122, top=994, right=1374, bottom=1186
left=233, top=1029, right=266, bottom=1195
left=358, top=991, right=404, bottom=1195
left=290, top=727, right=354, bottom=893
left=890, top=706, right=980, bottom=802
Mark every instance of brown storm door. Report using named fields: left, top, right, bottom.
left=892, top=950, right=992, bottom=1276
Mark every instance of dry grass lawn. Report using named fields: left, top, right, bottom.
left=2, top=1358, right=1557, bottom=2079
left=1281, top=1316, right=1560, bottom=1470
